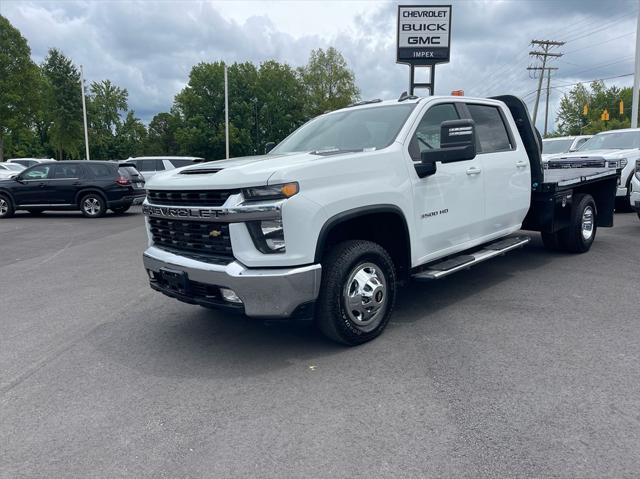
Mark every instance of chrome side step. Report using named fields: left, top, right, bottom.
left=412, top=235, right=531, bottom=281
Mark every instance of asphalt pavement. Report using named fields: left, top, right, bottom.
left=1, top=209, right=639, bottom=478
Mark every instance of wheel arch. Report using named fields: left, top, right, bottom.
left=0, top=189, right=16, bottom=205
left=75, top=188, right=108, bottom=206
left=314, top=205, right=412, bottom=278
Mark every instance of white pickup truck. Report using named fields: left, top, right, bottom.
left=142, top=94, right=617, bottom=345
left=545, top=128, right=640, bottom=209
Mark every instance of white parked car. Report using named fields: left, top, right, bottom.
left=541, top=135, right=591, bottom=161
left=0, top=163, right=26, bottom=178
left=124, top=156, right=204, bottom=180
left=546, top=128, right=640, bottom=208
left=140, top=94, right=617, bottom=345
left=631, top=160, right=640, bottom=220
left=6, top=158, right=56, bottom=168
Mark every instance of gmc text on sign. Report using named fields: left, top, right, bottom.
left=397, top=5, right=452, bottom=65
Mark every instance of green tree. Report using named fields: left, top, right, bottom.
left=556, top=81, right=634, bottom=136
left=42, top=48, right=83, bottom=160
left=0, top=15, right=40, bottom=161
left=114, top=111, right=146, bottom=158
left=145, top=112, right=181, bottom=155
left=255, top=60, right=306, bottom=152
left=88, top=79, right=128, bottom=159
left=300, top=47, right=359, bottom=117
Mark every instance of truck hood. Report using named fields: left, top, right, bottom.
left=145, top=152, right=319, bottom=190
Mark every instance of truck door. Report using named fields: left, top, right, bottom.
left=463, top=103, right=530, bottom=235
left=406, top=102, right=485, bottom=261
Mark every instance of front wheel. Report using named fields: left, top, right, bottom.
left=80, top=193, right=106, bottom=218
left=316, top=240, right=396, bottom=345
left=559, top=193, right=597, bottom=253
left=0, top=194, right=14, bottom=219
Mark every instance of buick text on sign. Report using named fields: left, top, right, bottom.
left=397, top=5, right=451, bottom=65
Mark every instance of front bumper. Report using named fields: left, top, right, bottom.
left=143, top=246, right=321, bottom=318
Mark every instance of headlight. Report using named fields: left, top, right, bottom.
left=620, top=158, right=628, bottom=169
left=242, top=182, right=299, bottom=202
left=247, top=218, right=286, bottom=253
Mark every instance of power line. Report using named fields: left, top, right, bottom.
left=528, top=39, right=564, bottom=127
left=563, top=31, right=634, bottom=55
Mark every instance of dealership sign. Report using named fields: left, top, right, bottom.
left=397, top=5, right=452, bottom=65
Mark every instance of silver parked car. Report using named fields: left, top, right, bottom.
left=0, top=163, right=26, bottom=178
left=123, top=156, right=204, bottom=180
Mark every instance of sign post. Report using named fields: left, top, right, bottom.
left=396, top=5, right=452, bottom=96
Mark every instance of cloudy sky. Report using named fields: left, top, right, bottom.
left=1, top=0, right=637, bottom=131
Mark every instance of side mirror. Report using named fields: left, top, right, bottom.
left=415, top=155, right=437, bottom=178
left=421, top=119, right=477, bottom=165
left=264, top=142, right=276, bottom=154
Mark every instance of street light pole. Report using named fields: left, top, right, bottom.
left=224, top=64, right=229, bottom=159
left=80, top=65, right=90, bottom=161
left=632, top=5, right=640, bottom=128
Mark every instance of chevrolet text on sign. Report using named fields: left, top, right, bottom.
left=397, top=5, right=452, bottom=65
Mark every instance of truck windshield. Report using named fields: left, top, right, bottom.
left=578, top=131, right=640, bottom=151
left=270, top=104, right=416, bottom=154
left=542, top=139, right=573, bottom=154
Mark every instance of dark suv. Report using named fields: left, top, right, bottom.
left=0, top=161, right=145, bottom=218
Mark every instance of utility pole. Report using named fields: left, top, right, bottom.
left=632, top=6, right=640, bottom=128
left=528, top=40, right=564, bottom=128
left=224, top=64, right=229, bottom=159
left=80, top=65, right=90, bottom=161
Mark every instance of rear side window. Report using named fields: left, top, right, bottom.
left=118, top=166, right=140, bottom=179
left=52, top=164, right=82, bottom=179
left=169, top=159, right=194, bottom=167
left=466, top=104, right=513, bottom=153
left=155, top=160, right=166, bottom=171
left=86, top=164, right=114, bottom=178
left=139, top=160, right=156, bottom=171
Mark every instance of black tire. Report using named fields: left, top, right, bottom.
left=0, top=194, right=14, bottom=219
left=316, top=240, right=396, bottom=346
left=79, top=193, right=106, bottom=218
left=111, top=205, right=131, bottom=215
left=540, top=231, right=565, bottom=252
left=559, top=193, right=597, bottom=253
left=27, top=209, right=44, bottom=215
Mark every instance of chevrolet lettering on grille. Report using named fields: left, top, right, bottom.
left=143, top=205, right=226, bottom=219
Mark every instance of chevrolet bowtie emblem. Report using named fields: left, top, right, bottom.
left=209, top=229, right=222, bottom=238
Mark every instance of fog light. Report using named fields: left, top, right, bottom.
left=220, top=288, right=242, bottom=303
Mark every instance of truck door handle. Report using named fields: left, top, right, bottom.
left=466, top=167, right=482, bottom=176
left=38, top=182, right=46, bottom=188
left=516, top=161, right=528, bottom=168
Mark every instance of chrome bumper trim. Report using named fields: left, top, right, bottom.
left=142, top=200, right=282, bottom=223
left=143, top=246, right=321, bottom=317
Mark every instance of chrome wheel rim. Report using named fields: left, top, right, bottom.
left=0, top=198, right=8, bottom=216
left=581, top=205, right=594, bottom=241
left=83, top=197, right=101, bottom=216
left=343, top=262, right=387, bottom=332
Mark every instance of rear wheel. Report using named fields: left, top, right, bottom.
left=80, top=193, right=106, bottom=218
left=0, top=194, right=14, bottom=219
left=559, top=193, right=597, bottom=253
left=316, top=240, right=396, bottom=346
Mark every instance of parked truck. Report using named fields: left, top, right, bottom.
left=141, top=94, right=617, bottom=345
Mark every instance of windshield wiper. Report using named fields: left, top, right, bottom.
left=311, top=148, right=364, bottom=156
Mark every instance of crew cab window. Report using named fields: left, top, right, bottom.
left=466, top=104, right=513, bottom=153
left=52, top=164, right=82, bottom=179
left=409, top=103, right=459, bottom=160
left=22, top=165, right=52, bottom=180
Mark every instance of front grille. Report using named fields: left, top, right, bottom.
left=147, top=189, right=238, bottom=207
left=149, top=218, right=233, bottom=257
